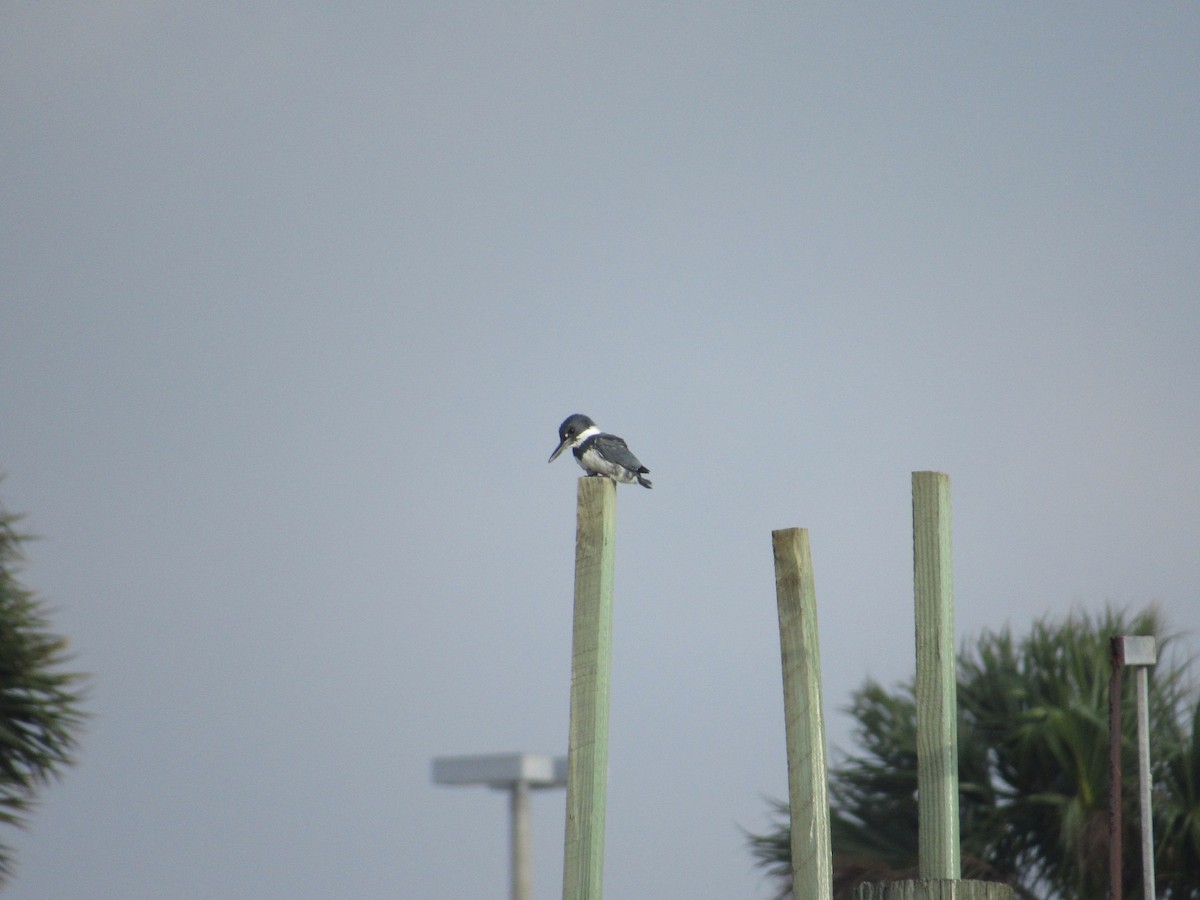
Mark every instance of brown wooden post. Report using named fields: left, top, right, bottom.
left=1109, top=637, right=1124, bottom=900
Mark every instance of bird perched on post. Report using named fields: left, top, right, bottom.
left=548, top=414, right=652, bottom=489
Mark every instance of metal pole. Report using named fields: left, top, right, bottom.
left=433, top=754, right=567, bottom=899
left=1109, top=639, right=1123, bottom=900
left=1135, top=667, right=1155, bottom=899
left=511, top=779, right=532, bottom=900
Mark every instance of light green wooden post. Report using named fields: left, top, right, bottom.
left=772, top=528, right=833, bottom=900
left=562, top=477, right=616, bottom=900
left=854, top=475, right=1013, bottom=900
left=911, top=472, right=960, bottom=880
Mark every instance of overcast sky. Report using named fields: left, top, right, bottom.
left=2, top=4, right=1198, bottom=898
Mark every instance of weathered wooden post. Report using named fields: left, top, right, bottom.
left=911, top=471, right=960, bottom=880
left=772, top=527, right=833, bottom=900
left=854, top=473, right=1012, bottom=900
left=561, top=476, right=616, bottom=900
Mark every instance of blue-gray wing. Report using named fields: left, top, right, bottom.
left=594, top=434, right=649, bottom=474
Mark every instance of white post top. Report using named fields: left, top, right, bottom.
left=1114, top=635, right=1158, bottom=667
left=432, top=753, right=567, bottom=788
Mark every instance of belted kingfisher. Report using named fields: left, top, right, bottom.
left=548, top=414, right=652, bottom=489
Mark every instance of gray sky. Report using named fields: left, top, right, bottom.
left=2, top=4, right=1198, bottom=898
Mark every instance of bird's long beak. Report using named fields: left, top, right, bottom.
left=548, top=439, right=569, bottom=463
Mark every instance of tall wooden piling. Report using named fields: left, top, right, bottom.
left=854, top=475, right=1012, bottom=897
left=854, top=473, right=1013, bottom=900
left=772, top=527, right=833, bottom=900
left=562, top=476, right=617, bottom=900
left=911, top=471, right=961, bottom=881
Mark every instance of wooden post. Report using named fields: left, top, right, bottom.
left=561, top=476, right=616, bottom=900
left=911, top=472, right=961, bottom=880
left=855, top=474, right=1013, bottom=900
left=1108, top=638, right=1124, bottom=900
left=772, top=528, right=833, bottom=900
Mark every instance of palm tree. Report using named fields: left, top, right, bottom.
left=749, top=606, right=1200, bottom=899
left=956, top=608, right=1184, bottom=899
left=1155, top=697, right=1200, bottom=892
left=0, top=497, right=87, bottom=882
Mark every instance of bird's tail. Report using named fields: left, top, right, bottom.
left=637, top=468, right=652, bottom=489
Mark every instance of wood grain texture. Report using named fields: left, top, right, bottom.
left=911, top=472, right=961, bottom=880
left=562, top=476, right=616, bottom=900
left=772, top=527, right=833, bottom=900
